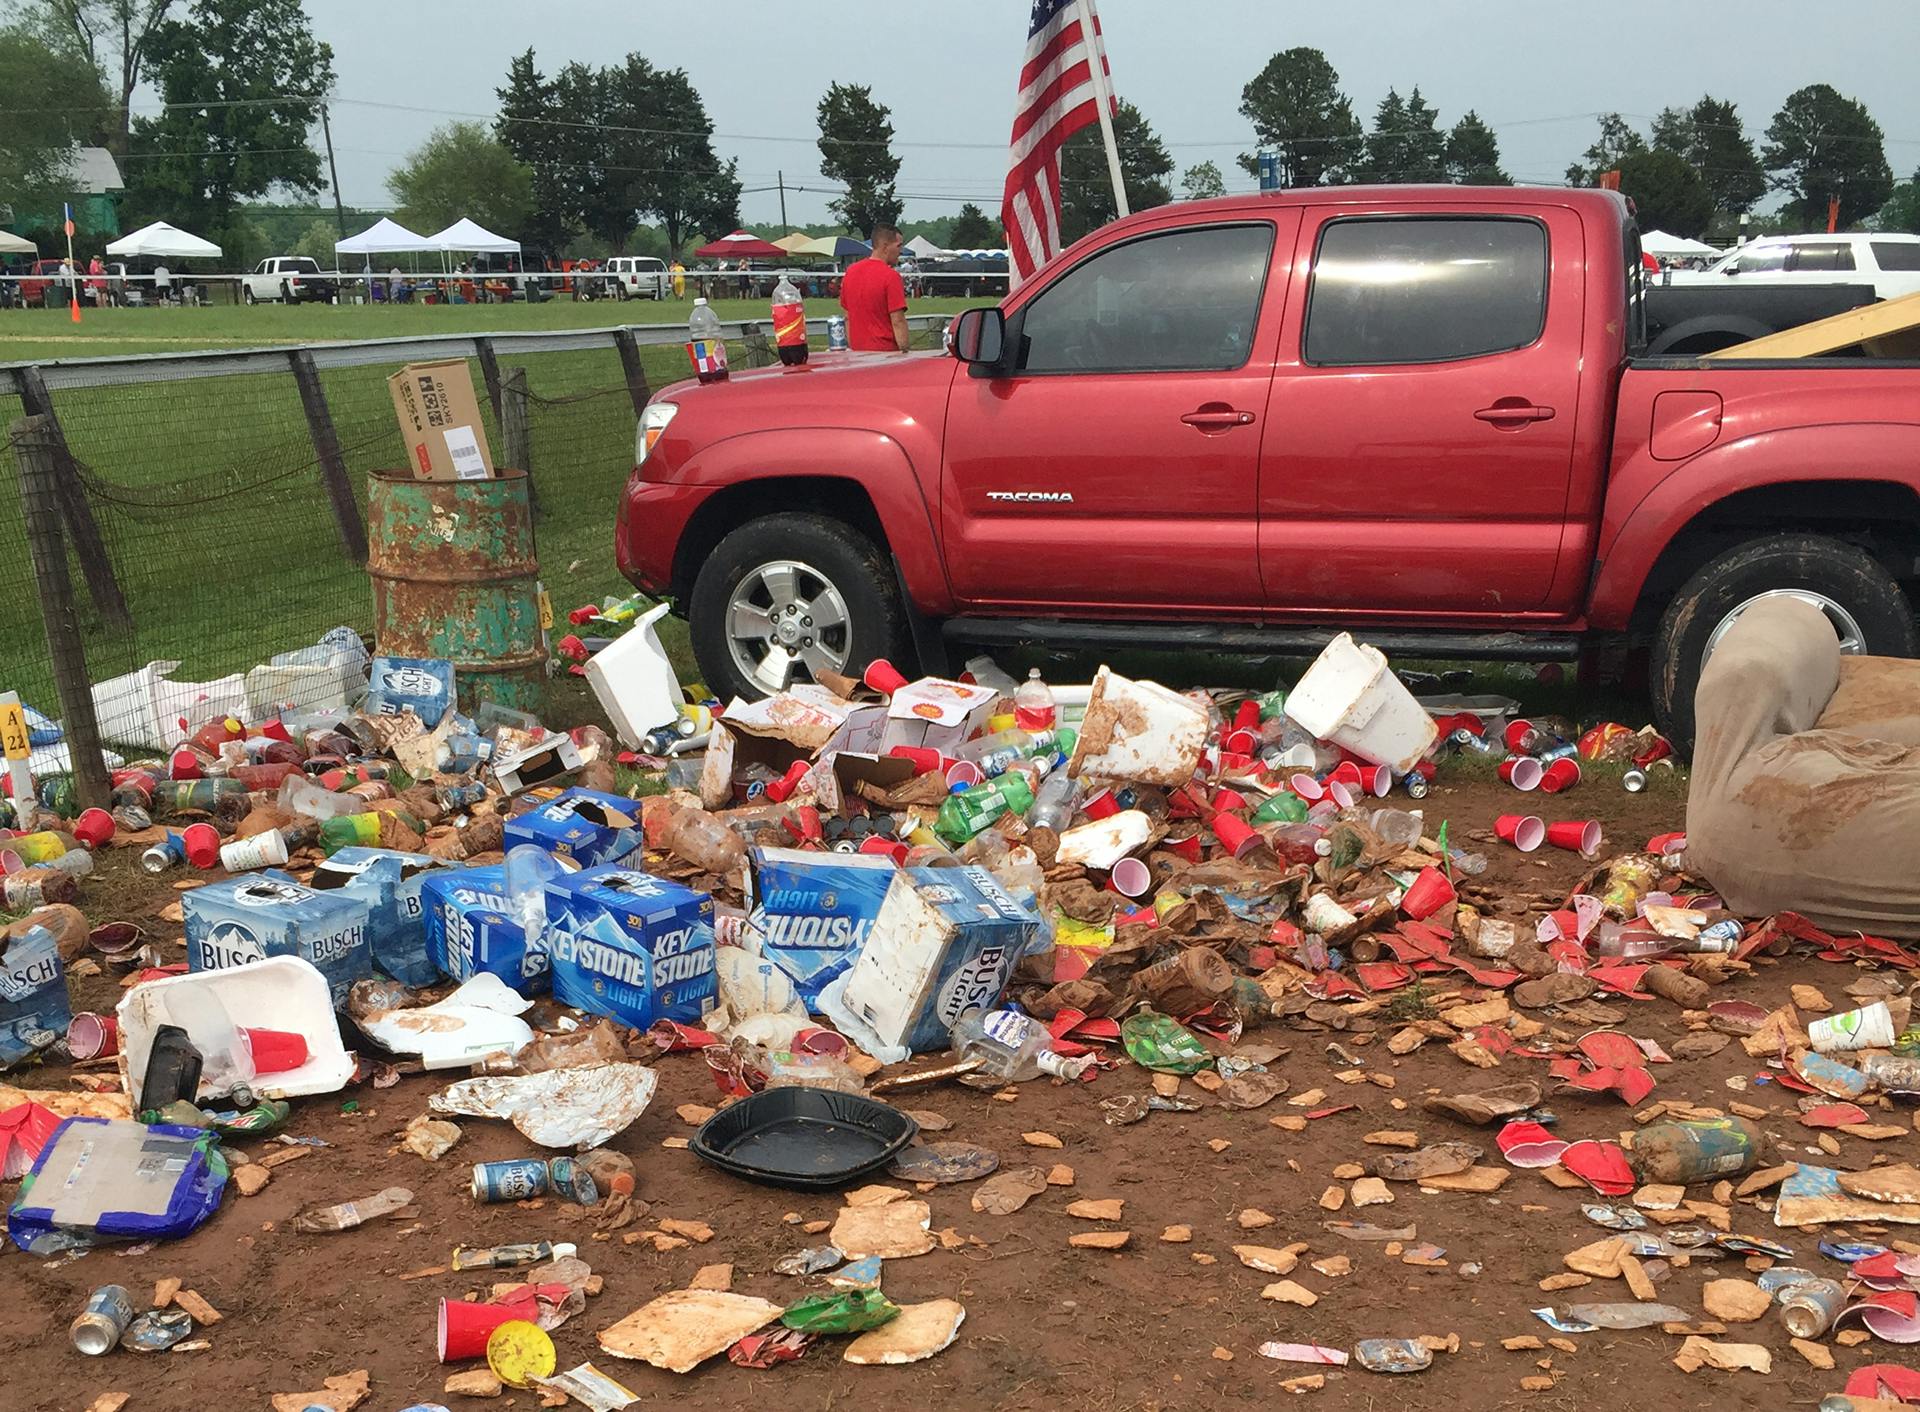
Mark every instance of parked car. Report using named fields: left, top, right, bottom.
left=617, top=185, right=1920, bottom=749
left=607, top=256, right=671, bottom=300
left=242, top=257, right=337, bottom=305
left=1667, top=233, right=1920, bottom=302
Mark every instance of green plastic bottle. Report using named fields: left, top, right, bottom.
left=317, top=812, right=382, bottom=855
left=934, top=768, right=1040, bottom=846
left=1252, top=791, right=1308, bottom=825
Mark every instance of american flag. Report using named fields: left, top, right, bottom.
left=1002, top=0, right=1114, bottom=285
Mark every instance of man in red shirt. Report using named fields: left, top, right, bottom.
left=839, top=225, right=909, bottom=352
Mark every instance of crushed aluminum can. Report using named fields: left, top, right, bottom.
left=1714, top=1232, right=1793, bottom=1259
left=1819, top=1239, right=1887, bottom=1263
left=823, top=1255, right=884, bottom=1290
left=1580, top=1203, right=1646, bottom=1231
left=774, top=1245, right=844, bottom=1277
left=123, top=1308, right=195, bottom=1352
left=1352, top=1338, right=1433, bottom=1374
left=1777, top=1278, right=1849, bottom=1338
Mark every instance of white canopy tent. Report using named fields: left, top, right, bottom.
left=335, top=216, right=437, bottom=256
left=0, top=230, right=36, bottom=255
left=428, top=218, right=521, bottom=255
left=905, top=235, right=951, bottom=259
left=106, top=221, right=221, bottom=259
left=1642, top=229, right=1721, bottom=259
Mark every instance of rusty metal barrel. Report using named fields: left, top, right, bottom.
left=367, top=469, right=546, bottom=714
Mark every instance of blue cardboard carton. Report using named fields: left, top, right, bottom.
left=365, top=656, right=455, bottom=727
left=182, top=873, right=371, bottom=1009
left=544, top=866, right=715, bottom=1028
left=310, top=846, right=460, bottom=986
left=0, top=923, right=71, bottom=1069
left=747, top=847, right=894, bottom=1008
left=421, top=865, right=547, bottom=994
left=502, top=788, right=641, bottom=868
left=837, top=865, right=1041, bottom=1052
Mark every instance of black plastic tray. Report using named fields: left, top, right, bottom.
left=692, top=1087, right=920, bottom=1191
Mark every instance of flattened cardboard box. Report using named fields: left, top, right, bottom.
left=388, top=358, right=495, bottom=481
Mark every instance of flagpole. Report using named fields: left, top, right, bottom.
left=62, top=202, right=81, bottom=323
left=1077, top=0, right=1128, bottom=218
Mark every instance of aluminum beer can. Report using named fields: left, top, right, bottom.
left=72, top=1284, right=135, bottom=1355
left=1777, top=1277, right=1847, bottom=1338
left=545, top=1157, right=600, bottom=1206
left=471, top=1158, right=550, bottom=1203
left=827, top=315, right=848, bottom=351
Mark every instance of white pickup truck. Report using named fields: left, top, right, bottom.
left=241, top=256, right=336, bottom=305
left=606, top=255, right=671, bottom=299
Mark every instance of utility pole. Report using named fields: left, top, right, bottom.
left=778, top=171, right=788, bottom=228
left=321, top=103, right=347, bottom=237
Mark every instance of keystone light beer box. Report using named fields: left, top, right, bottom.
left=544, top=866, right=715, bottom=1028
left=837, top=865, right=1041, bottom=1052
left=0, top=922, right=71, bottom=1070
left=747, top=847, right=895, bottom=1008
left=501, top=788, right=641, bottom=868
left=310, top=846, right=460, bottom=987
left=182, top=872, right=372, bottom=1008
left=421, top=865, right=548, bottom=993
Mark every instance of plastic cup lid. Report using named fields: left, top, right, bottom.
left=486, top=1320, right=556, bottom=1388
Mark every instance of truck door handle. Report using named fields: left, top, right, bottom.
left=1474, top=402, right=1556, bottom=426
left=1181, top=405, right=1255, bottom=432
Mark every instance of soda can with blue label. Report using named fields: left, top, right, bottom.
left=471, top=1158, right=550, bottom=1203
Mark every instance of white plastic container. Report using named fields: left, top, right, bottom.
left=1066, top=666, right=1209, bottom=786
left=585, top=602, right=685, bottom=748
left=1284, top=634, right=1439, bottom=775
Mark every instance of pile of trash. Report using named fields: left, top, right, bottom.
left=4, top=624, right=1918, bottom=1403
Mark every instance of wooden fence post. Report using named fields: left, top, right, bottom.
left=288, top=350, right=369, bottom=564
left=14, top=367, right=131, bottom=629
left=12, top=415, right=111, bottom=810
left=611, top=328, right=653, bottom=417
left=475, top=338, right=504, bottom=424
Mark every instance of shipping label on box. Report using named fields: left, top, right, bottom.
left=746, top=847, right=895, bottom=1007
left=0, top=922, right=71, bottom=1068
left=182, top=872, right=372, bottom=1009
left=421, top=865, right=547, bottom=994
left=545, top=866, right=715, bottom=1028
left=388, top=358, right=496, bottom=481
left=837, top=864, right=1040, bottom=1052
left=502, top=788, right=640, bottom=867
left=310, top=846, right=460, bottom=987
left=882, top=677, right=1001, bottom=754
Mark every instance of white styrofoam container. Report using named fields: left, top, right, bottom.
left=117, top=955, right=354, bottom=1106
left=1066, top=667, right=1209, bottom=786
left=585, top=602, right=684, bottom=749
left=1284, top=634, right=1439, bottom=775
left=90, top=660, right=248, bottom=752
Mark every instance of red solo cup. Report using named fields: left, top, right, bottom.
left=1212, top=811, right=1262, bottom=860
left=1223, top=728, right=1259, bottom=756
left=1647, top=831, right=1686, bottom=855
left=1213, top=787, right=1250, bottom=814
left=182, top=822, right=222, bottom=869
left=0, top=848, right=22, bottom=875
left=1167, top=785, right=1208, bottom=820
left=68, top=1012, right=118, bottom=1061
left=858, top=835, right=910, bottom=865
left=1326, top=761, right=1364, bottom=792
left=74, top=808, right=116, bottom=849
left=781, top=806, right=824, bottom=845
left=1546, top=819, right=1603, bottom=856
left=254, top=718, right=293, bottom=744
left=1539, top=758, right=1581, bottom=793
left=1400, top=865, right=1457, bottom=920
left=1110, top=856, right=1152, bottom=898
left=764, top=759, right=812, bottom=803
left=567, top=603, right=600, bottom=625
left=1494, top=814, right=1546, bottom=853
left=1081, top=788, right=1119, bottom=820
left=1232, top=699, right=1262, bottom=733
left=1214, top=751, right=1257, bottom=777
left=944, top=760, right=982, bottom=789
left=241, top=1027, right=310, bottom=1075
left=1503, top=718, right=1539, bottom=753
left=1323, top=779, right=1355, bottom=810
left=439, top=1298, right=536, bottom=1362
left=862, top=659, right=909, bottom=696
left=886, top=745, right=943, bottom=776
left=1499, top=756, right=1543, bottom=791
left=1288, top=772, right=1324, bottom=801
left=169, top=747, right=204, bottom=781
left=1163, top=833, right=1203, bottom=863
left=556, top=633, right=589, bottom=664
left=1359, top=762, right=1391, bottom=797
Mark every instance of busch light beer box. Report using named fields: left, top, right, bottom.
left=421, top=865, right=547, bottom=994
left=364, top=655, right=455, bottom=728
left=182, top=872, right=372, bottom=1008
left=838, top=865, right=1040, bottom=1052
left=502, top=788, right=641, bottom=868
left=747, top=847, right=894, bottom=1008
left=310, top=846, right=459, bottom=986
left=544, top=866, right=715, bottom=1029
left=0, top=923, right=71, bottom=1069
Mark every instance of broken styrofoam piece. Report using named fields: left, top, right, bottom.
left=1067, top=667, right=1209, bottom=787
left=356, top=973, right=536, bottom=1069
left=597, top=1290, right=784, bottom=1373
left=1054, top=810, right=1153, bottom=870
left=430, top=1062, right=659, bottom=1149
left=843, top=1299, right=966, bottom=1364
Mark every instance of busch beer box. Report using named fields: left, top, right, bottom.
left=0, top=921, right=71, bottom=1070
left=837, top=865, right=1040, bottom=1052
left=182, top=872, right=372, bottom=1009
left=421, top=865, right=547, bottom=994
left=309, top=846, right=460, bottom=987
left=544, top=866, right=715, bottom=1029
left=747, top=847, right=894, bottom=1008
left=364, top=655, right=455, bottom=728
left=502, top=788, right=641, bottom=868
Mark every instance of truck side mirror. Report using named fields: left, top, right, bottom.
left=950, top=307, right=1007, bottom=371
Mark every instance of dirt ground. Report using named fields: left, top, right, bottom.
left=6, top=766, right=1915, bottom=1412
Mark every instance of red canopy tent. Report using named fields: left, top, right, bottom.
left=692, top=230, right=788, bottom=259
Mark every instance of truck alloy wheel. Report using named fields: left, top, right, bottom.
left=724, top=559, right=853, bottom=694
left=1700, top=588, right=1867, bottom=667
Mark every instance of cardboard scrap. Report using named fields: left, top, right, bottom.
left=271, top=1370, right=371, bottom=1412
left=1066, top=1198, right=1124, bottom=1221
left=831, top=1199, right=936, bottom=1258
left=843, top=1299, right=966, bottom=1365
left=597, top=1291, right=784, bottom=1374
left=1672, top=1337, right=1771, bottom=1374
left=1261, top=1280, right=1318, bottom=1307
left=1069, top=1230, right=1131, bottom=1249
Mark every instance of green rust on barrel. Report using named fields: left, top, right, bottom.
left=367, top=468, right=546, bottom=715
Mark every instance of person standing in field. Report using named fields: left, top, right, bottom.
left=839, top=224, right=909, bottom=353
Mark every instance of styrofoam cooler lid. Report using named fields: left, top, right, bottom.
left=1284, top=634, right=1389, bottom=738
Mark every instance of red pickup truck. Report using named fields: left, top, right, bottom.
left=617, top=186, right=1920, bottom=747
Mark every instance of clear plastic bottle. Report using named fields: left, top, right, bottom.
left=1028, top=770, right=1081, bottom=831
left=1368, top=807, right=1425, bottom=849
left=771, top=275, right=807, bottom=365
left=687, top=298, right=729, bottom=384
left=1013, top=668, right=1057, bottom=732
left=658, top=803, right=748, bottom=878
left=278, top=774, right=364, bottom=821
left=949, top=1006, right=1091, bottom=1080
left=503, top=843, right=564, bottom=935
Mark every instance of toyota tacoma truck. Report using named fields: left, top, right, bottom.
left=617, top=186, right=1920, bottom=748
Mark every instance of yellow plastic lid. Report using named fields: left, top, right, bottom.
left=486, top=1319, right=556, bottom=1388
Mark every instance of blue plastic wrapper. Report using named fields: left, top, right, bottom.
left=309, top=846, right=460, bottom=987
left=545, top=866, right=716, bottom=1028
left=182, top=872, right=372, bottom=1010
left=502, top=788, right=642, bottom=868
left=365, top=656, right=456, bottom=728
left=747, top=847, right=895, bottom=1008
left=9, top=1118, right=228, bottom=1255
left=422, top=864, right=548, bottom=994
left=0, top=923, right=71, bottom=1069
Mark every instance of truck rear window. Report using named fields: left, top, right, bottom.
left=1304, top=216, right=1548, bottom=366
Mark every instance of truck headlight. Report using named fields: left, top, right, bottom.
left=636, top=401, right=678, bottom=470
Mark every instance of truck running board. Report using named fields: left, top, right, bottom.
left=941, top=617, right=1582, bottom=662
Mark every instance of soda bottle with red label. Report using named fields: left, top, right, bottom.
left=1013, top=668, right=1056, bottom=733
left=771, top=276, right=808, bottom=366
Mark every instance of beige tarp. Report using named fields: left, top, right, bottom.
left=1687, top=596, right=1920, bottom=939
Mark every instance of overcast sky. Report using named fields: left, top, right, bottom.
left=283, top=0, right=1920, bottom=227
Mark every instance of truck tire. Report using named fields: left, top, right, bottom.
left=243, top=286, right=256, bottom=305
left=1650, top=533, right=1917, bottom=753
left=689, top=513, right=909, bottom=702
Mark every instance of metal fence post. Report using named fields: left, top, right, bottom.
left=740, top=320, right=772, bottom=368
left=15, top=366, right=131, bottom=629
left=288, top=350, right=369, bottom=564
left=12, top=415, right=112, bottom=810
left=501, top=366, right=531, bottom=473
left=612, top=328, right=653, bottom=417
left=474, top=338, right=504, bottom=424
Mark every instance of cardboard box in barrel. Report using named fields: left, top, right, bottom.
left=388, top=358, right=496, bottom=482
left=182, top=873, right=372, bottom=1009
left=0, top=922, right=71, bottom=1069
left=544, top=866, right=716, bottom=1028
left=501, top=788, right=641, bottom=868
left=310, top=846, right=461, bottom=987
left=421, top=864, right=548, bottom=994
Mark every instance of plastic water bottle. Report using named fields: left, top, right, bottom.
left=771, top=275, right=807, bottom=365
left=503, top=843, right=563, bottom=935
left=1028, top=770, right=1081, bottom=831
left=1013, top=668, right=1056, bottom=732
left=949, top=1007, right=1092, bottom=1080
left=687, top=298, right=728, bottom=384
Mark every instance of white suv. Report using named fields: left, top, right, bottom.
left=1669, top=233, right=1920, bottom=301
left=606, top=256, right=671, bottom=300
